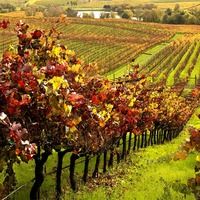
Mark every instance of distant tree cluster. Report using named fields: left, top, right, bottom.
left=0, top=3, right=16, bottom=13
left=103, top=3, right=160, bottom=20
left=66, top=8, right=78, bottom=17
left=23, top=5, right=65, bottom=17
left=162, top=5, right=200, bottom=24
left=103, top=3, right=200, bottom=24
left=22, top=6, right=45, bottom=16
left=43, top=6, right=64, bottom=17
left=103, top=4, right=134, bottom=19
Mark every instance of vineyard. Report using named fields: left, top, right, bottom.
left=0, top=17, right=200, bottom=200
left=0, top=17, right=174, bottom=74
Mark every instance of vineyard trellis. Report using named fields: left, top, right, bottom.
left=0, top=19, right=200, bottom=200
left=2, top=124, right=184, bottom=200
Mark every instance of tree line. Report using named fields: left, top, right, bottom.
left=103, top=3, right=200, bottom=24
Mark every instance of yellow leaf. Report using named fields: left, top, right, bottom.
left=75, top=75, right=84, bottom=83
left=66, top=49, right=75, bottom=56
left=196, top=155, right=200, bottom=162
left=70, top=126, right=78, bottom=133
left=106, top=104, right=113, bottom=112
left=71, top=64, right=81, bottom=73
left=51, top=46, right=61, bottom=57
left=63, top=104, right=72, bottom=117
left=92, top=108, right=97, bottom=114
left=73, top=117, right=82, bottom=125
left=62, top=79, right=69, bottom=88
left=48, top=76, right=68, bottom=91
left=99, top=110, right=107, bottom=118
left=128, top=97, right=136, bottom=107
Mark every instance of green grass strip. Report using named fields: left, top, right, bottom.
left=62, top=107, right=200, bottom=200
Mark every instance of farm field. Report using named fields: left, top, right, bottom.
left=0, top=17, right=173, bottom=73
left=1, top=15, right=200, bottom=200
left=1, top=17, right=200, bottom=94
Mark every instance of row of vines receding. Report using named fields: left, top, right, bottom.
left=0, top=20, right=200, bottom=200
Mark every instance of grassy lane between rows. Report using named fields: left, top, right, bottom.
left=63, top=107, right=200, bottom=200
left=105, top=33, right=183, bottom=80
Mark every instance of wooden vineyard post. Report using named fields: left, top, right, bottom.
left=133, top=134, right=137, bottom=151
left=127, top=132, right=132, bottom=154
left=56, top=149, right=70, bottom=199
left=103, top=151, right=107, bottom=173
left=121, top=133, right=127, bottom=160
left=108, top=149, right=114, bottom=168
left=169, top=129, right=172, bottom=141
left=137, top=134, right=140, bottom=150
left=144, top=131, right=147, bottom=148
left=116, top=140, right=121, bottom=164
left=153, top=128, right=156, bottom=144
left=166, top=129, right=170, bottom=141
left=162, top=129, right=167, bottom=143
left=3, top=159, right=17, bottom=198
left=156, top=128, right=159, bottom=144
left=30, top=146, right=51, bottom=200
left=92, top=154, right=101, bottom=178
left=148, top=130, right=153, bottom=146
left=83, top=155, right=90, bottom=183
left=141, top=132, right=144, bottom=148
left=69, top=154, right=79, bottom=191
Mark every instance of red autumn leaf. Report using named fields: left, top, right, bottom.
left=0, top=20, right=9, bottom=29
left=68, top=93, right=84, bottom=102
left=26, top=154, right=34, bottom=160
left=20, top=94, right=31, bottom=106
left=92, top=95, right=100, bottom=105
left=31, top=30, right=42, bottom=39
left=98, top=92, right=107, bottom=102
left=68, top=93, right=85, bottom=107
left=3, top=51, right=12, bottom=60
left=18, top=33, right=27, bottom=41
left=8, top=107, right=16, bottom=115
left=18, top=80, right=25, bottom=88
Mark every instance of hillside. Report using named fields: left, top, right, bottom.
left=1, top=8, right=200, bottom=200
left=0, top=16, right=200, bottom=91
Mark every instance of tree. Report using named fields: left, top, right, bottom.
left=174, top=4, right=180, bottom=12
left=165, top=8, right=172, bottom=16
left=66, top=8, right=77, bottom=17
left=43, top=6, right=64, bottom=17
left=121, top=10, right=133, bottom=19
left=142, top=9, right=161, bottom=22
